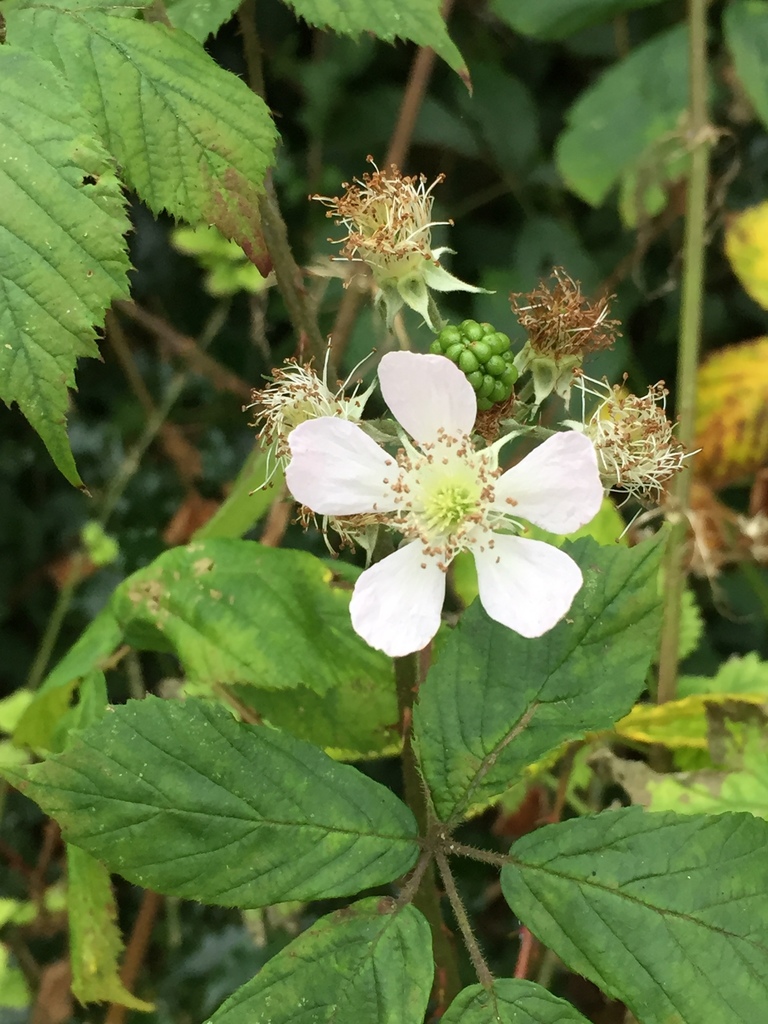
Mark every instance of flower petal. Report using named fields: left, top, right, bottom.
left=378, top=351, right=477, bottom=445
left=474, top=535, right=583, bottom=638
left=286, top=418, right=397, bottom=515
left=493, top=431, right=603, bottom=534
left=350, top=542, right=446, bottom=657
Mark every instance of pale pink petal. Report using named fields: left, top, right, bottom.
left=286, top=418, right=397, bottom=515
left=378, top=351, right=476, bottom=446
left=474, top=535, right=583, bottom=638
left=350, top=541, right=446, bottom=657
left=493, top=431, right=603, bottom=534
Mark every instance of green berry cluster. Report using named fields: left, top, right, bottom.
left=430, top=321, right=518, bottom=411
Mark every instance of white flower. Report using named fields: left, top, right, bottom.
left=286, top=351, right=604, bottom=657
left=312, top=159, right=485, bottom=331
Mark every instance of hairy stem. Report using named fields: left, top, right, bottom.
left=436, top=850, right=493, bottom=990
left=657, top=0, right=711, bottom=703
left=394, top=653, right=461, bottom=1007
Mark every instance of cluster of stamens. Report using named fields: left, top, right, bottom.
left=511, top=267, right=620, bottom=357
left=576, top=375, right=688, bottom=505
left=311, top=156, right=449, bottom=273
left=248, top=359, right=369, bottom=484
left=375, top=428, right=516, bottom=570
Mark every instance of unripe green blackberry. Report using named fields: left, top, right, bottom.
left=430, top=320, right=518, bottom=411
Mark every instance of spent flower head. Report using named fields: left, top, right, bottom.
left=285, top=351, right=603, bottom=656
left=249, top=353, right=374, bottom=486
left=512, top=268, right=620, bottom=406
left=312, top=157, right=484, bottom=332
left=566, top=374, right=689, bottom=506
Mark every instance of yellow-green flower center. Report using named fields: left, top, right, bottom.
left=422, top=481, right=479, bottom=534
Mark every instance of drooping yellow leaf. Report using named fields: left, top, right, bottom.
left=615, top=692, right=767, bottom=749
left=68, top=846, right=154, bottom=1011
left=725, top=202, right=768, bottom=309
left=694, top=337, right=768, bottom=487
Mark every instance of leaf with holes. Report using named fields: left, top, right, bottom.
left=694, top=337, right=768, bottom=487
left=501, top=808, right=768, bottom=1024
left=208, top=898, right=432, bottom=1024
left=4, top=698, right=419, bottom=907
left=6, top=0, right=277, bottom=272
left=284, top=0, right=467, bottom=83
left=413, top=537, right=664, bottom=821
left=0, top=48, right=130, bottom=485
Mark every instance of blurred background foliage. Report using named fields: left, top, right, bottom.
left=4, top=0, right=768, bottom=1020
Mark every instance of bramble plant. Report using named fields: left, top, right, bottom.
left=3, top=0, right=768, bottom=1023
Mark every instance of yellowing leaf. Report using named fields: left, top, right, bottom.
left=694, top=336, right=768, bottom=487
left=615, top=693, right=767, bottom=749
left=68, top=846, right=154, bottom=1011
left=725, top=202, right=768, bottom=308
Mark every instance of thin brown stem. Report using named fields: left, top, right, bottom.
left=436, top=850, right=493, bottom=990
left=513, top=926, right=536, bottom=980
left=104, top=889, right=162, bottom=1024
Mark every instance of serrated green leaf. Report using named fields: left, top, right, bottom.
left=283, top=0, right=467, bottom=81
left=501, top=808, right=768, bottom=1024
left=208, top=898, right=432, bottom=1024
left=7, top=2, right=277, bottom=270
left=414, top=537, right=664, bottom=821
left=110, top=539, right=391, bottom=693
left=165, top=0, right=240, bottom=42
left=555, top=26, right=689, bottom=206
left=443, top=980, right=589, bottom=1024
left=490, top=0, right=665, bottom=40
left=0, top=48, right=130, bottom=485
left=67, top=845, right=153, bottom=1011
left=7, top=697, right=418, bottom=907
left=226, top=672, right=399, bottom=760
left=725, top=1, right=768, bottom=131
